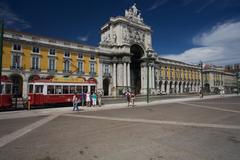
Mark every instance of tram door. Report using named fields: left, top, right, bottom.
left=10, top=74, right=23, bottom=97
left=90, top=86, right=96, bottom=93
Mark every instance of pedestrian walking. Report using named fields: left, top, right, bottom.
left=125, top=90, right=131, bottom=107
left=92, top=92, right=97, bottom=106
left=130, top=92, right=135, bottom=107
left=86, top=92, right=91, bottom=107
left=72, top=93, right=80, bottom=111
left=97, top=89, right=103, bottom=107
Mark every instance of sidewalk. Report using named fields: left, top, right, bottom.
left=0, top=94, right=239, bottom=120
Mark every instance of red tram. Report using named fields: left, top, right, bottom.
left=28, top=77, right=97, bottom=106
left=0, top=76, right=12, bottom=108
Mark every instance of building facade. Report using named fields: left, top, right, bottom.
left=203, top=65, right=237, bottom=93
left=2, top=4, right=202, bottom=97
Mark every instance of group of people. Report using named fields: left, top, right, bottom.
left=124, top=90, right=136, bottom=107
left=72, top=90, right=103, bottom=111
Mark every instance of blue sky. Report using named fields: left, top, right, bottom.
left=1, top=0, right=240, bottom=65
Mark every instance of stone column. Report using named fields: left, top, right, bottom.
left=161, top=81, right=165, bottom=92
left=117, top=63, right=123, bottom=86
left=112, top=63, right=117, bottom=96
left=152, top=66, right=155, bottom=89
left=22, top=74, right=29, bottom=98
left=127, top=63, right=130, bottom=87
left=166, top=82, right=170, bottom=94
left=176, top=82, right=179, bottom=93
left=141, top=63, right=147, bottom=94
left=98, top=62, right=103, bottom=89
left=149, top=66, right=152, bottom=89
left=123, top=62, right=127, bottom=87
left=180, top=82, right=183, bottom=93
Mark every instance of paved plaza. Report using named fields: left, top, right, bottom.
left=0, top=95, right=240, bottom=160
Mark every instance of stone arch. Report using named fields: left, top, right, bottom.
left=164, top=81, right=168, bottom=92
left=174, top=81, right=178, bottom=93
left=130, top=44, right=144, bottom=94
left=178, top=81, right=182, bottom=93
left=169, top=81, right=173, bottom=94
left=159, top=80, right=163, bottom=91
left=103, top=78, right=110, bottom=96
left=204, top=83, right=210, bottom=93
left=10, top=74, right=23, bottom=97
left=183, top=82, right=186, bottom=93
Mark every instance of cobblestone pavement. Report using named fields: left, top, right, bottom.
left=0, top=95, right=239, bottom=160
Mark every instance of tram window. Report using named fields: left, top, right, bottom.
left=29, top=85, right=33, bottom=93
left=35, top=85, right=43, bottom=93
left=63, top=86, right=69, bottom=94
left=0, top=84, right=3, bottom=94
left=90, top=86, right=96, bottom=93
left=55, top=85, right=62, bottom=94
left=76, top=86, right=83, bottom=93
left=47, top=85, right=54, bottom=94
left=83, top=86, right=88, bottom=93
left=6, top=84, right=12, bottom=94
left=70, top=86, right=75, bottom=94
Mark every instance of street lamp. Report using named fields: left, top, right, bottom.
left=0, top=20, right=4, bottom=94
left=199, top=61, right=204, bottom=98
left=146, top=52, right=152, bottom=103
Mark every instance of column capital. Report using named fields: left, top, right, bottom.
left=122, top=56, right=131, bottom=63
left=112, top=57, right=118, bottom=63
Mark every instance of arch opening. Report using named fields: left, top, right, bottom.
left=10, top=74, right=23, bottom=98
left=130, top=44, right=144, bottom=94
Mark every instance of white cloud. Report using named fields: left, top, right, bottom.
left=163, top=21, right=240, bottom=65
left=147, top=0, right=169, bottom=11
left=195, top=0, right=216, bottom=13
left=0, top=2, right=31, bottom=30
left=77, top=35, right=89, bottom=42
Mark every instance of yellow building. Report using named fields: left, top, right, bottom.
left=2, top=30, right=100, bottom=97
left=156, top=57, right=201, bottom=94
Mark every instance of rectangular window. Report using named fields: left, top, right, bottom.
left=49, top=48, right=55, bottom=55
left=55, top=86, right=62, bottom=94
left=35, top=85, right=43, bottom=93
left=90, top=63, right=95, bottom=73
left=104, top=64, right=109, bottom=74
left=29, top=85, right=33, bottom=93
left=76, top=86, right=83, bottom=93
left=32, top=46, right=39, bottom=53
left=64, top=60, right=70, bottom=72
left=32, top=56, right=39, bottom=69
left=48, top=58, right=55, bottom=70
left=78, top=61, right=83, bottom=72
left=78, top=53, right=83, bottom=59
left=12, top=54, right=21, bottom=68
left=83, top=86, right=88, bottom=93
left=63, top=86, right=69, bottom=94
left=70, top=86, right=75, bottom=93
left=90, top=54, right=95, bottom=60
left=64, top=51, right=70, bottom=57
left=13, top=44, right=21, bottom=51
left=47, top=85, right=54, bottom=94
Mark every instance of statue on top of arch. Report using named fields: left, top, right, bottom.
left=125, top=3, right=144, bottom=24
